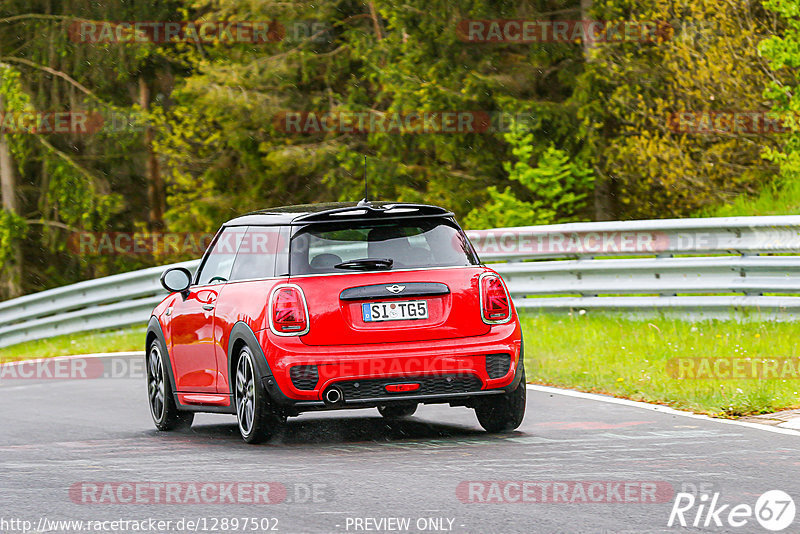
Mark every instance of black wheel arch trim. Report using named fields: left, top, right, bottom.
left=227, top=322, right=296, bottom=407
left=501, top=338, right=525, bottom=394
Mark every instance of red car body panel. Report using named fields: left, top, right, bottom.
left=211, top=278, right=281, bottom=393
left=295, top=267, right=490, bottom=346
left=167, top=286, right=219, bottom=392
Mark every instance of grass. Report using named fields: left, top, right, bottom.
left=700, top=175, right=800, bottom=217
left=521, top=312, right=800, bottom=417
left=2, top=315, right=799, bottom=417
left=0, top=325, right=144, bottom=362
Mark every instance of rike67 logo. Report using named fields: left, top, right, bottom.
left=668, top=490, right=795, bottom=531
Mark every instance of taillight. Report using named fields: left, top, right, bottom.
left=269, top=285, right=309, bottom=335
left=480, top=273, right=511, bottom=324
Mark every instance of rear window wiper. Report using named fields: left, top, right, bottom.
left=334, top=258, right=393, bottom=271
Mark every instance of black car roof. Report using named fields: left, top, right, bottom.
left=223, top=201, right=453, bottom=226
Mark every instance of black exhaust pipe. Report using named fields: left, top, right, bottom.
left=323, top=386, right=344, bottom=406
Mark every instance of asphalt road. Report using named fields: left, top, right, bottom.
left=2, top=354, right=800, bottom=534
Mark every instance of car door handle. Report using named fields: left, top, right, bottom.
left=203, top=304, right=215, bottom=311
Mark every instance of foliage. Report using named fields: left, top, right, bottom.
left=0, top=0, right=183, bottom=292
left=700, top=171, right=800, bottom=216
left=0, top=0, right=798, bottom=298
left=0, top=209, right=27, bottom=265
left=760, top=0, right=800, bottom=185
left=464, top=122, right=593, bottom=229
left=154, top=0, right=586, bottom=229
left=575, top=0, right=777, bottom=218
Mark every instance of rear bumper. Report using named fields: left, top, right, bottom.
left=256, top=320, right=523, bottom=410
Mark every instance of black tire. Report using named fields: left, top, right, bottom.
left=147, top=339, right=194, bottom=431
left=235, top=346, right=284, bottom=444
left=475, top=366, right=526, bottom=433
left=377, top=403, right=418, bottom=419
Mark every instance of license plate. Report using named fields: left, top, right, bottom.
left=362, top=300, right=428, bottom=322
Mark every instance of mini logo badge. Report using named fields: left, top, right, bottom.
left=386, top=284, right=405, bottom=294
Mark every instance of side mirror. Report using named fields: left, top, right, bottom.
left=160, top=267, right=192, bottom=294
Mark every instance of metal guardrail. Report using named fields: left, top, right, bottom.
left=1, top=215, right=799, bottom=349
left=465, top=215, right=800, bottom=261
left=467, top=216, right=800, bottom=320
left=0, top=260, right=200, bottom=349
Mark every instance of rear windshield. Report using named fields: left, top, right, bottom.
left=289, top=218, right=478, bottom=275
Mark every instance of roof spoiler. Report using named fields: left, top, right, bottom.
left=293, top=203, right=453, bottom=224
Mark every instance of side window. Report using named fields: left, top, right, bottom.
left=196, top=227, right=247, bottom=285
left=229, top=226, right=281, bottom=281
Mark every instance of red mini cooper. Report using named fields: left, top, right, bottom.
left=146, top=201, right=525, bottom=443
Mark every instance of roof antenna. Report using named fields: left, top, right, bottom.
left=358, top=155, right=371, bottom=206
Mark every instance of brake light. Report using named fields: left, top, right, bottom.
left=270, top=285, right=309, bottom=335
left=480, top=273, right=511, bottom=324
left=385, top=383, right=420, bottom=393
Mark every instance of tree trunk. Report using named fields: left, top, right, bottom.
left=592, top=168, right=616, bottom=221
left=0, top=94, right=23, bottom=299
left=139, top=75, right=164, bottom=231
left=368, top=2, right=383, bottom=40
left=581, top=0, right=617, bottom=221
left=580, top=0, right=595, bottom=61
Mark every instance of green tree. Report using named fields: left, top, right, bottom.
left=155, top=0, right=589, bottom=230
left=0, top=0, right=185, bottom=296
left=760, top=0, right=800, bottom=189
left=574, top=0, right=777, bottom=219
left=464, top=122, right=594, bottom=229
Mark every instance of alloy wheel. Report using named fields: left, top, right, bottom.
left=147, top=344, right=166, bottom=422
left=236, top=349, right=256, bottom=436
